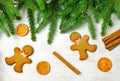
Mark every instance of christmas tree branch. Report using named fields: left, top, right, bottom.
left=60, top=15, right=86, bottom=33
left=87, top=15, right=96, bottom=39
left=48, top=15, right=58, bottom=44
left=0, top=0, right=120, bottom=44
left=0, top=11, right=10, bottom=37
left=0, top=3, right=15, bottom=35
left=27, top=9, right=36, bottom=41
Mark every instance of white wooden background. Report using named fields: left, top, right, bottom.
left=0, top=11, right=120, bottom=81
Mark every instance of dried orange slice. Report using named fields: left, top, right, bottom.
left=16, top=24, right=29, bottom=36
left=36, top=61, right=51, bottom=75
left=98, top=57, right=112, bottom=72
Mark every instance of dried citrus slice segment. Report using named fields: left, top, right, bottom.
left=98, top=57, right=112, bottom=72
left=36, top=61, right=51, bottom=75
left=16, top=24, right=29, bottom=36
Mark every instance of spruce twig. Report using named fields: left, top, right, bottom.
left=48, top=16, right=58, bottom=44
left=87, top=15, right=96, bottom=39
left=0, top=3, right=15, bottom=35
left=60, top=15, right=86, bottom=33
left=27, top=9, right=36, bottom=41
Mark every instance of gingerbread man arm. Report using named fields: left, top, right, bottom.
left=23, top=57, right=32, bottom=64
left=5, top=47, right=21, bottom=65
left=82, top=35, right=97, bottom=52
left=70, top=44, right=78, bottom=51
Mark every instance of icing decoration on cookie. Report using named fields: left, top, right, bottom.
left=70, top=32, right=97, bottom=60
left=5, top=45, right=34, bottom=73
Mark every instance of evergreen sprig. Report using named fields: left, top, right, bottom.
left=0, top=0, right=120, bottom=44
left=0, top=11, right=10, bottom=37
left=27, top=9, right=36, bottom=41
left=87, top=15, right=96, bottom=39
left=0, top=2, right=15, bottom=35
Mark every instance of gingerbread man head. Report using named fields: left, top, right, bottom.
left=22, top=45, right=34, bottom=57
left=70, top=32, right=81, bottom=42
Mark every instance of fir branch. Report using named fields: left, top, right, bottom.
left=16, top=0, right=25, bottom=10
left=87, top=15, right=96, bottom=39
left=48, top=16, right=58, bottom=44
left=71, top=0, right=87, bottom=18
left=25, top=0, right=37, bottom=10
left=0, top=23, right=10, bottom=37
left=101, top=22, right=107, bottom=36
left=27, top=9, right=36, bottom=41
left=36, top=5, right=52, bottom=33
left=101, top=0, right=113, bottom=36
left=89, top=6, right=101, bottom=23
left=114, top=0, right=120, bottom=18
left=58, top=6, right=74, bottom=18
left=0, top=3, right=15, bottom=35
left=0, top=0, right=21, bottom=20
left=7, top=20, right=15, bottom=35
left=60, top=0, right=87, bottom=30
left=0, top=11, right=10, bottom=37
left=36, top=0, right=45, bottom=11
left=108, top=19, right=113, bottom=27
left=60, top=15, right=71, bottom=29
left=36, top=9, right=52, bottom=33
left=60, top=15, right=86, bottom=33
left=36, top=11, right=42, bottom=23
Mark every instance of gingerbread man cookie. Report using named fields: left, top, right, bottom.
left=70, top=32, right=97, bottom=60
left=5, top=45, right=34, bottom=73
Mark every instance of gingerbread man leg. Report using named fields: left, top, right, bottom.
left=78, top=50, right=88, bottom=60
left=14, top=58, right=32, bottom=73
left=14, top=62, right=24, bottom=72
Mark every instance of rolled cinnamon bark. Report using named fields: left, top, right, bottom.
left=104, top=32, right=120, bottom=45
left=108, top=43, right=119, bottom=51
left=102, top=29, right=120, bottom=42
left=105, top=37, right=120, bottom=49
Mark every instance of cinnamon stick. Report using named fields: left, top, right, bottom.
left=108, top=43, right=120, bottom=51
left=104, top=32, right=120, bottom=45
left=105, top=37, right=120, bottom=49
left=102, top=29, right=120, bottom=42
left=53, top=51, right=80, bottom=75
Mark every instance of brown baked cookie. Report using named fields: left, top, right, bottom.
left=16, top=24, right=29, bottom=36
left=5, top=45, right=34, bottom=73
left=70, top=32, right=97, bottom=60
left=36, top=61, right=51, bottom=75
left=98, top=57, right=112, bottom=72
